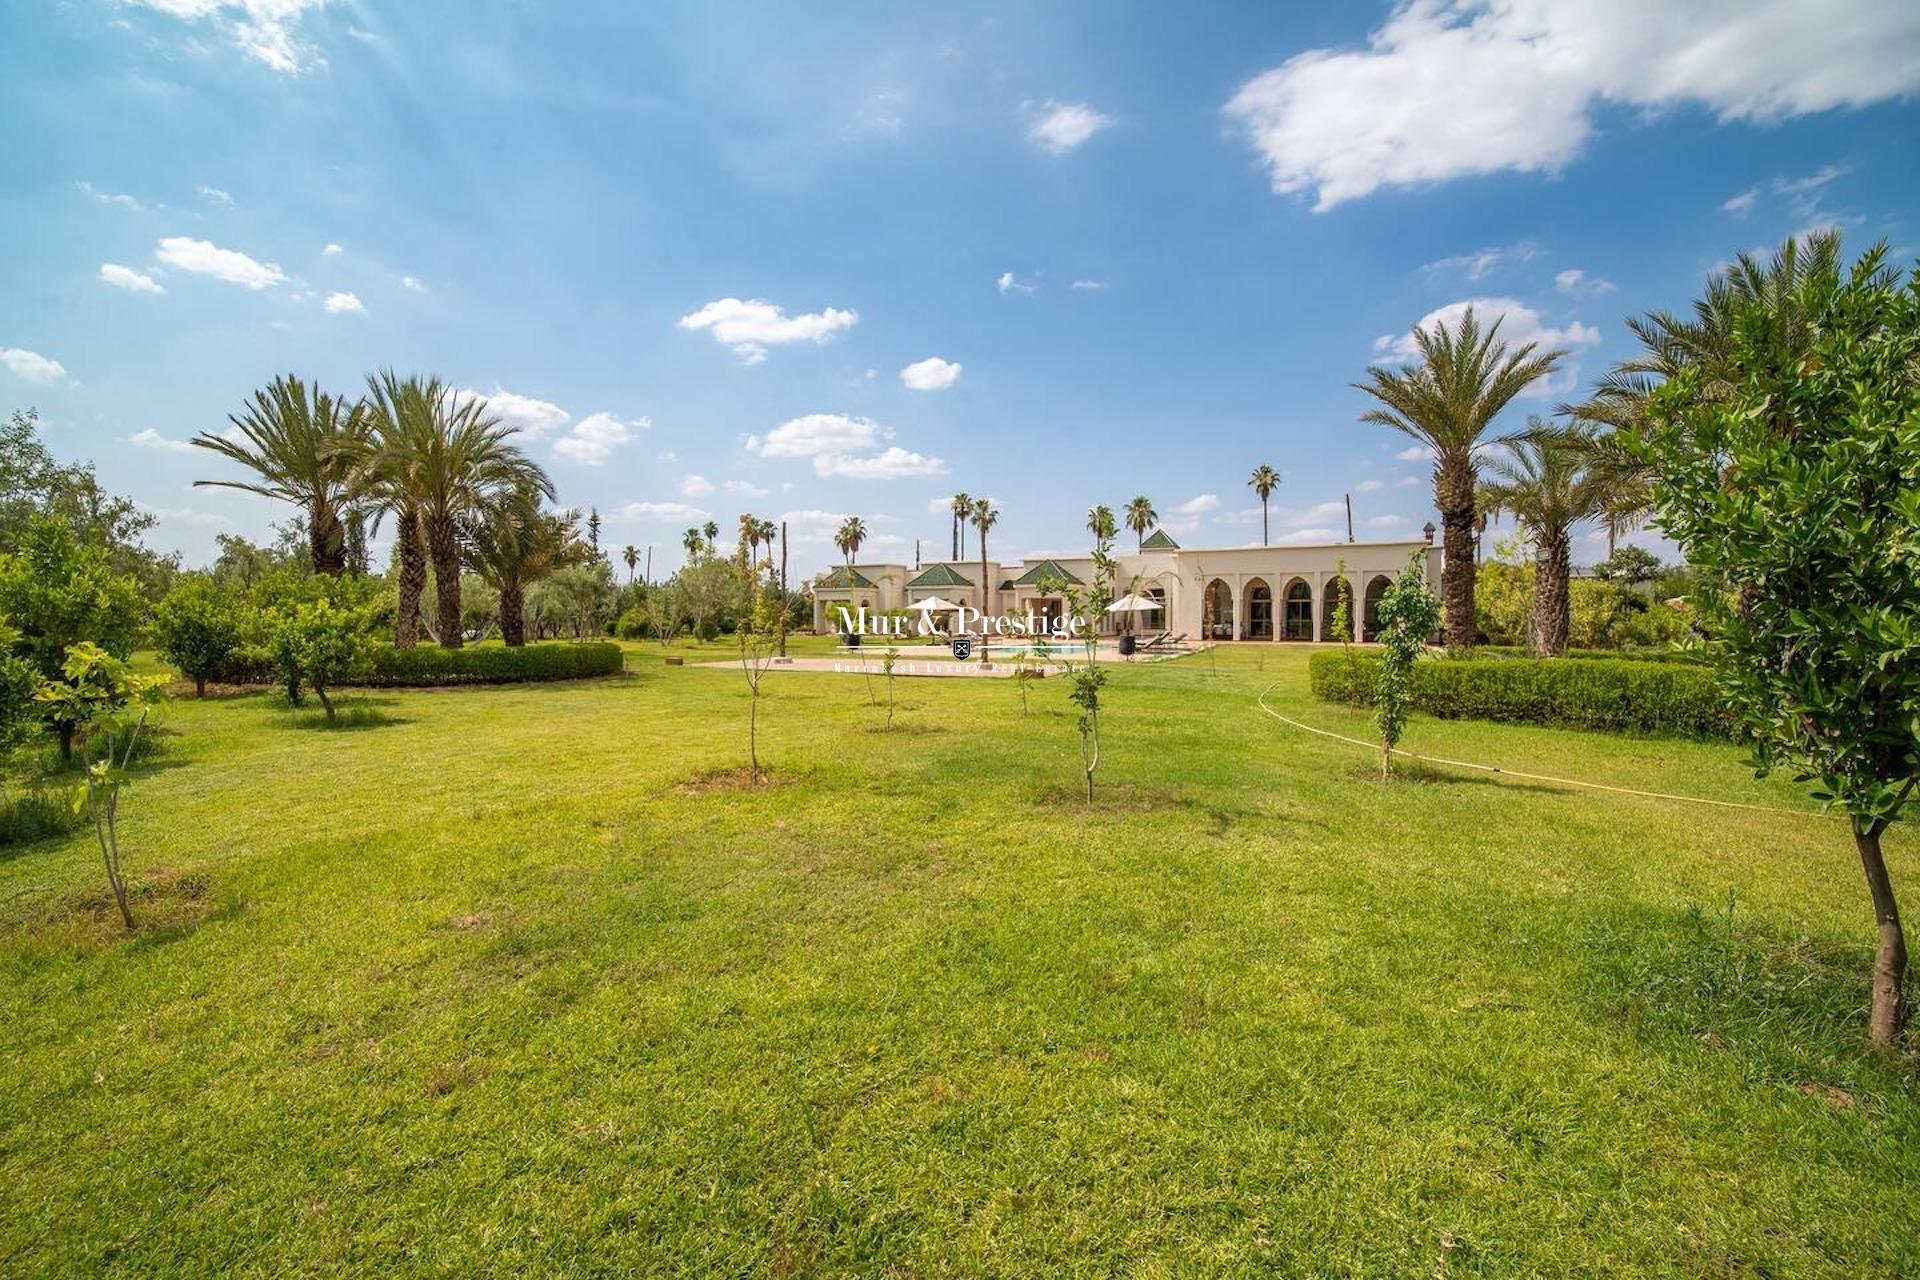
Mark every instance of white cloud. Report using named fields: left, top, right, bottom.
left=997, top=271, right=1034, bottom=296
left=900, top=356, right=962, bottom=391
left=400, top=275, right=427, bottom=293
left=1421, top=240, right=1541, bottom=281
left=1721, top=187, right=1758, bottom=216
left=99, top=263, right=166, bottom=294
left=322, top=242, right=343, bottom=256
left=1223, top=0, right=1920, bottom=211
left=1028, top=101, right=1113, bottom=154
left=131, top=427, right=195, bottom=453
left=457, top=387, right=571, bottom=439
left=144, top=504, right=230, bottom=528
left=553, top=411, right=647, bottom=465
left=76, top=181, right=141, bottom=209
left=1395, top=445, right=1437, bottom=462
left=1071, top=279, right=1108, bottom=291
left=197, top=184, right=233, bottom=207
left=747, top=413, right=886, bottom=459
left=1174, top=493, right=1221, bottom=516
left=1373, top=298, right=1601, bottom=397
left=613, top=500, right=710, bottom=522
left=723, top=479, right=769, bottom=497
left=677, top=297, right=858, bottom=364
left=1366, top=513, right=1410, bottom=528
left=1, top=348, right=66, bottom=384
left=128, top=0, right=334, bottom=73
left=322, top=290, right=365, bottom=315
left=1395, top=474, right=1423, bottom=487
left=154, top=236, right=285, bottom=289
left=813, top=447, right=947, bottom=479
left=1354, top=478, right=1383, bottom=493
left=680, top=474, right=715, bottom=497
left=1554, top=267, right=1617, bottom=296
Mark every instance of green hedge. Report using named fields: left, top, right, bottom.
left=1469, top=644, right=1702, bottom=664
left=363, top=642, right=625, bottom=686
left=208, top=642, right=625, bottom=688
left=1309, top=650, right=1729, bottom=738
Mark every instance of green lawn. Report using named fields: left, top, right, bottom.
left=3, top=641, right=1916, bottom=1276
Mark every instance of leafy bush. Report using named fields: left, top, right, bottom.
left=1310, top=650, right=1728, bottom=738
left=152, top=576, right=244, bottom=696
left=267, top=598, right=379, bottom=720
left=363, top=641, right=624, bottom=686
left=1470, top=644, right=1701, bottom=664
left=0, top=784, right=83, bottom=846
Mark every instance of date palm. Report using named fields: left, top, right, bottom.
left=1564, top=230, right=1869, bottom=548
left=1123, top=496, right=1156, bottom=551
left=1476, top=422, right=1612, bottom=657
left=950, top=491, right=971, bottom=561
left=682, top=527, right=704, bottom=562
left=702, top=520, right=719, bottom=553
left=464, top=486, right=583, bottom=646
left=737, top=512, right=760, bottom=564
left=1247, top=465, right=1280, bottom=546
left=193, top=374, right=370, bottom=575
left=622, top=544, right=638, bottom=585
left=1354, top=306, right=1566, bottom=648
left=363, top=372, right=551, bottom=649
left=971, top=497, right=999, bottom=658
left=836, top=515, right=868, bottom=566
left=755, top=518, right=777, bottom=568
left=1086, top=504, right=1116, bottom=544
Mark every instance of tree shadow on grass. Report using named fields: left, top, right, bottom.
left=1575, top=892, right=1906, bottom=1100
left=272, top=698, right=411, bottom=731
left=1356, top=758, right=1572, bottom=798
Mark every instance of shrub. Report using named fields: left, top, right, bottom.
left=1310, top=650, right=1728, bottom=738
left=152, top=576, right=244, bottom=696
left=267, top=597, right=379, bottom=720
left=362, top=641, right=624, bottom=686
left=0, top=784, right=82, bottom=847
left=1470, top=644, right=1701, bottom=664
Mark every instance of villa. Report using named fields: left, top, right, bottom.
left=810, top=530, right=1443, bottom=642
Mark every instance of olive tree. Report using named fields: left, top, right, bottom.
left=153, top=576, right=243, bottom=697
left=1631, top=246, right=1920, bottom=1053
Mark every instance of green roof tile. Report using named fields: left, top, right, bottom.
left=1140, top=529, right=1180, bottom=550
left=906, top=562, right=974, bottom=588
left=1014, top=559, right=1083, bottom=587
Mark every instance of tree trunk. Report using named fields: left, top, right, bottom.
left=395, top=506, right=426, bottom=649
left=979, top=538, right=989, bottom=663
left=1435, top=460, right=1477, bottom=649
left=1530, top=533, right=1571, bottom=656
left=499, top=579, right=526, bottom=646
left=1855, top=821, right=1908, bottom=1053
left=315, top=683, right=336, bottom=722
left=310, top=498, right=346, bottom=576
left=427, top=514, right=464, bottom=649
left=194, top=675, right=206, bottom=698
left=58, top=722, right=75, bottom=765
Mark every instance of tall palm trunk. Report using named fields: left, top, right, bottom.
left=499, top=577, right=526, bottom=647
left=1530, top=533, right=1571, bottom=656
left=426, top=514, right=465, bottom=648
left=978, top=537, right=989, bottom=664
left=309, top=498, right=346, bottom=575
left=1435, top=459, right=1478, bottom=649
left=395, top=506, right=426, bottom=649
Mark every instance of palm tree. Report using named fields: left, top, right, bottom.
left=837, top=515, right=868, bottom=566
left=1123, top=496, right=1157, bottom=551
left=737, top=512, right=760, bottom=564
left=193, top=374, right=371, bottom=575
left=1476, top=422, right=1613, bottom=656
left=971, top=496, right=999, bottom=625
left=1247, top=465, right=1280, bottom=546
left=363, top=372, right=552, bottom=649
left=1354, top=306, right=1566, bottom=648
left=1087, top=504, right=1116, bottom=544
left=1564, top=231, right=1867, bottom=547
left=950, top=492, right=971, bottom=561
left=702, top=520, right=720, bottom=555
left=682, top=527, right=704, bottom=562
left=464, top=486, right=584, bottom=646
left=754, top=518, right=778, bottom=569
left=622, top=544, right=638, bottom=585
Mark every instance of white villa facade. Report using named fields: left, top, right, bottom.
left=809, top=530, right=1442, bottom=643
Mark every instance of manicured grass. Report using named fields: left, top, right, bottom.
left=2, top=640, right=1916, bottom=1276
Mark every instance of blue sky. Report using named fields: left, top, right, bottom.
left=3, top=1, right=1917, bottom=576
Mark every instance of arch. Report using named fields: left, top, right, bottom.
left=1203, top=578, right=1234, bottom=641
left=1363, top=574, right=1391, bottom=641
left=1282, top=578, right=1314, bottom=640
left=1323, top=576, right=1355, bottom=643
left=1244, top=577, right=1274, bottom=640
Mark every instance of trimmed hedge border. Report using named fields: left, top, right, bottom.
left=1308, top=650, right=1729, bottom=739
left=208, top=642, right=625, bottom=688
left=1469, top=644, right=1702, bottom=664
